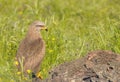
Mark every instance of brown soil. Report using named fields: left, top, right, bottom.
left=40, top=50, right=120, bottom=82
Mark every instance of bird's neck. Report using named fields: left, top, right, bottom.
left=26, top=29, right=42, bottom=42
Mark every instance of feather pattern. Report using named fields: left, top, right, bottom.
left=16, top=21, right=46, bottom=74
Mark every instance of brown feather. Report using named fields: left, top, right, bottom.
left=16, top=21, right=46, bottom=74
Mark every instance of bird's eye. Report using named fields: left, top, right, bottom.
left=36, top=25, right=44, bottom=27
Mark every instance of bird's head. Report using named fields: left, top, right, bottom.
left=29, top=21, right=48, bottom=32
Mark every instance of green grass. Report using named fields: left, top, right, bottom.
left=0, top=0, right=120, bottom=81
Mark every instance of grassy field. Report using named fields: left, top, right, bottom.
left=0, top=0, right=120, bottom=81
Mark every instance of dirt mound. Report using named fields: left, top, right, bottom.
left=42, top=50, right=120, bottom=82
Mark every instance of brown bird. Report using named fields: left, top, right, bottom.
left=16, top=21, right=47, bottom=76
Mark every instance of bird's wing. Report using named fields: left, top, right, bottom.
left=16, top=39, right=27, bottom=59
left=21, top=38, right=45, bottom=72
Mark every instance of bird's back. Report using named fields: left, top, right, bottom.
left=16, top=37, right=45, bottom=73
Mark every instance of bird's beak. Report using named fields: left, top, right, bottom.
left=41, top=26, right=48, bottom=31
left=45, top=27, right=48, bottom=31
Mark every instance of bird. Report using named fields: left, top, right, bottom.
left=16, top=21, right=47, bottom=77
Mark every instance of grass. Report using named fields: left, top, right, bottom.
left=0, top=0, right=120, bottom=81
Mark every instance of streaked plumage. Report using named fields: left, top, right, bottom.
left=16, top=21, right=47, bottom=74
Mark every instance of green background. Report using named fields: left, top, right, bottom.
left=0, top=0, right=120, bottom=81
